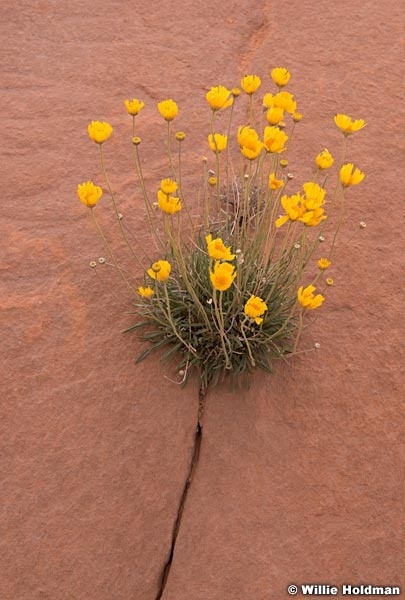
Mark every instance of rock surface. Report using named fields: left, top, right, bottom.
left=1, top=0, right=404, bottom=598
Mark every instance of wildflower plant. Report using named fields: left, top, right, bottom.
left=77, top=70, right=366, bottom=392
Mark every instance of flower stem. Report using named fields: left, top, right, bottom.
left=90, top=208, right=135, bottom=294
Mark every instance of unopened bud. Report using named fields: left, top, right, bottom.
left=132, top=136, right=141, bottom=145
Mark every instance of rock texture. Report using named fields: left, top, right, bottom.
left=1, top=0, right=404, bottom=599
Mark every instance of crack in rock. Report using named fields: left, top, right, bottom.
left=155, top=387, right=206, bottom=600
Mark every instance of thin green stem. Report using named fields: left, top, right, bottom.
left=99, top=144, right=144, bottom=269
left=90, top=208, right=135, bottom=294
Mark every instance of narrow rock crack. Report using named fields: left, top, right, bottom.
left=155, top=386, right=206, bottom=599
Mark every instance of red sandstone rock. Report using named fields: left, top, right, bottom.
left=1, top=0, right=404, bottom=598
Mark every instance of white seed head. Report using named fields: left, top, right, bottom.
left=207, top=298, right=213, bottom=305
left=118, top=213, right=124, bottom=220
left=314, top=342, right=321, bottom=349
left=294, top=243, right=301, bottom=249
left=90, top=261, right=97, bottom=268
left=318, top=235, right=325, bottom=242
left=98, top=257, right=106, bottom=264
left=359, top=221, right=366, bottom=229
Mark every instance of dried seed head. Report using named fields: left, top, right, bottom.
left=98, top=257, right=106, bottom=264
left=90, top=261, right=97, bottom=268
left=318, top=235, right=325, bottom=242
left=359, top=221, right=366, bottom=229
left=314, top=342, right=321, bottom=349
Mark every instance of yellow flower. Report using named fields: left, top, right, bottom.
left=147, top=260, right=171, bottom=282
left=138, top=286, right=155, bottom=298
left=292, top=112, right=302, bottom=122
left=339, top=163, right=365, bottom=187
left=158, top=99, right=178, bottom=121
left=208, top=133, right=228, bottom=153
left=210, top=261, right=236, bottom=291
left=273, top=91, right=296, bottom=114
left=77, top=181, right=103, bottom=208
left=160, top=178, right=178, bottom=195
left=263, top=126, right=288, bottom=153
left=157, top=190, right=182, bottom=214
left=240, top=142, right=263, bottom=160
left=269, top=173, right=284, bottom=190
left=275, top=194, right=306, bottom=227
left=175, top=131, right=186, bottom=141
left=266, top=106, right=284, bottom=125
left=302, top=182, right=326, bottom=210
left=318, top=257, right=331, bottom=270
left=237, top=126, right=260, bottom=149
left=237, top=126, right=263, bottom=159
left=334, top=113, right=366, bottom=135
left=303, top=207, right=327, bottom=227
left=206, top=234, right=235, bottom=261
left=231, top=87, right=241, bottom=97
left=244, top=295, right=268, bottom=325
left=297, top=284, right=324, bottom=310
left=206, top=85, right=233, bottom=111
left=263, top=93, right=275, bottom=109
left=87, top=121, right=113, bottom=144
left=240, top=74, right=262, bottom=94
left=270, top=67, right=291, bottom=87
left=315, top=148, right=334, bottom=170
left=124, top=98, right=145, bottom=116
